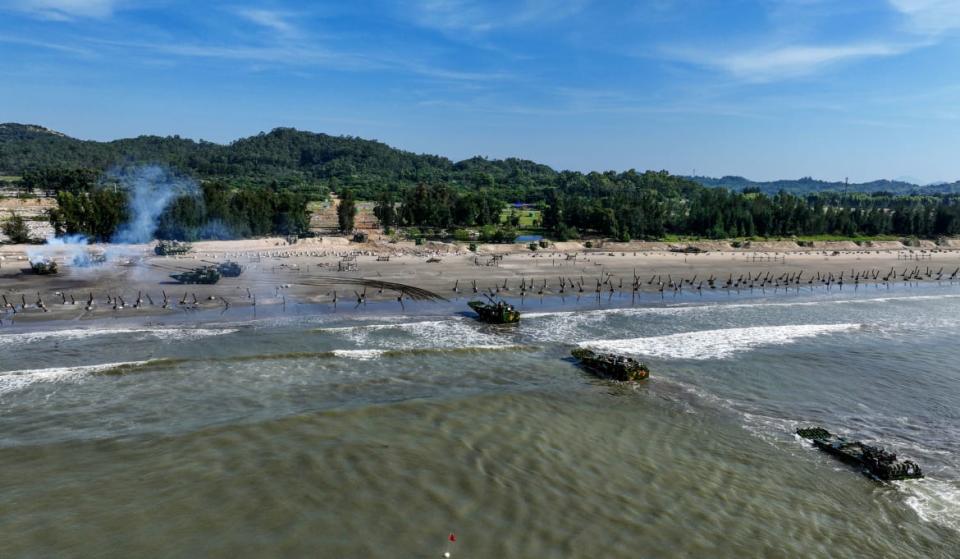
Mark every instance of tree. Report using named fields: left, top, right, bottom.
left=337, top=189, right=356, bottom=232
left=2, top=212, right=32, bottom=243
left=374, top=191, right=396, bottom=232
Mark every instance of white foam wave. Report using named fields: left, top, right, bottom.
left=0, top=327, right=238, bottom=347
left=0, top=360, right=153, bottom=395
left=900, top=478, right=960, bottom=532
left=331, top=349, right=387, bottom=361
left=580, top=323, right=860, bottom=360
left=143, top=328, right=239, bottom=341
left=317, top=319, right=506, bottom=350
left=526, top=292, right=960, bottom=321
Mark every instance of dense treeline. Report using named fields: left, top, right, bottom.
left=49, top=181, right=310, bottom=242
left=694, top=175, right=960, bottom=196
left=6, top=123, right=960, bottom=241
left=544, top=187, right=960, bottom=240
left=49, top=190, right=128, bottom=241
left=156, top=182, right=310, bottom=240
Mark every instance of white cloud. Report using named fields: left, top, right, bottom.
left=409, top=0, right=589, bottom=33
left=9, top=0, right=122, bottom=20
left=235, top=8, right=298, bottom=37
left=0, top=34, right=95, bottom=55
left=699, top=42, right=911, bottom=81
left=888, top=0, right=960, bottom=35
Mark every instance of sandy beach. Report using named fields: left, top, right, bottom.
left=3, top=236, right=959, bottom=324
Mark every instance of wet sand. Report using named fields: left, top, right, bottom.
left=2, top=237, right=958, bottom=325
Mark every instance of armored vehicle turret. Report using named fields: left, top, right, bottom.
left=155, top=240, right=192, bottom=256
left=212, top=261, right=243, bottom=277
left=170, top=266, right=220, bottom=284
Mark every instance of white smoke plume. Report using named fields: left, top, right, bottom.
left=110, top=165, right=199, bottom=244
left=29, top=165, right=200, bottom=273
left=27, top=234, right=91, bottom=266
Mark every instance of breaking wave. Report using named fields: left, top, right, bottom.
left=0, top=360, right=162, bottom=394
left=579, top=323, right=860, bottom=360
left=314, top=318, right=507, bottom=350
left=231, top=345, right=536, bottom=362
left=900, top=478, right=960, bottom=532
left=331, top=349, right=387, bottom=361
left=0, top=327, right=238, bottom=347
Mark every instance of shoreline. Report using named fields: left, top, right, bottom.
left=3, top=270, right=958, bottom=332
left=3, top=236, right=960, bottom=327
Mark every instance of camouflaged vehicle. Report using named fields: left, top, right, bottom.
left=468, top=299, right=520, bottom=324
left=170, top=266, right=220, bottom=284
left=796, top=426, right=923, bottom=481
left=29, top=258, right=58, bottom=275
left=571, top=348, right=650, bottom=381
left=155, top=240, right=192, bottom=256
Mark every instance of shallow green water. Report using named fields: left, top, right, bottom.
left=2, top=286, right=959, bottom=557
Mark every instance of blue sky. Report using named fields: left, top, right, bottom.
left=2, top=0, right=960, bottom=182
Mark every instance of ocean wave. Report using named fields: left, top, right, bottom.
left=331, top=349, right=387, bottom=361
left=900, top=478, right=960, bottom=532
left=579, top=323, right=860, bottom=360
left=314, top=318, right=505, bottom=349
left=192, top=345, right=536, bottom=365
left=0, top=327, right=238, bottom=347
left=0, top=360, right=157, bottom=395
left=328, top=345, right=532, bottom=361
left=526, top=292, right=960, bottom=322
left=142, top=328, right=239, bottom=341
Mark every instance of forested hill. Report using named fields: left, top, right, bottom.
left=691, top=175, right=960, bottom=195
left=5, top=123, right=956, bottom=197
left=8, top=123, right=960, bottom=241
left=0, top=123, right=561, bottom=198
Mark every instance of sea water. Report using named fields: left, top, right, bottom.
left=1, top=285, right=959, bottom=557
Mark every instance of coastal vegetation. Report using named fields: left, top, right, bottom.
left=1, top=212, right=32, bottom=243
left=694, top=175, right=960, bottom=196
left=4, top=123, right=960, bottom=243
left=48, top=180, right=310, bottom=242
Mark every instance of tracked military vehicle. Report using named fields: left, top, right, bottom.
left=204, top=260, right=242, bottom=277
left=796, top=426, right=923, bottom=482
left=29, top=258, right=58, bottom=275
left=571, top=348, right=649, bottom=381
left=468, top=297, right=520, bottom=324
left=170, top=266, right=220, bottom=284
left=155, top=240, right=192, bottom=256
left=73, top=252, right=107, bottom=267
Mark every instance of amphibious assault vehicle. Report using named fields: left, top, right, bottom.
left=468, top=299, right=520, bottom=324
left=170, top=266, right=220, bottom=284
left=29, top=258, right=58, bottom=275
left=571, top=348, right=650, bottom=381
left=155, top=240, right=192, bottom=256
left=796, top=426, right=923, bottom=482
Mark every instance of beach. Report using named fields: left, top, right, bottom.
left=3, top=237, right=958, bottom=325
